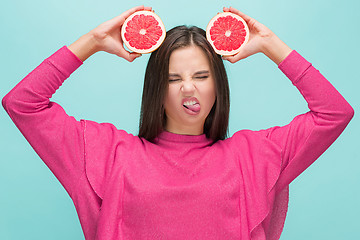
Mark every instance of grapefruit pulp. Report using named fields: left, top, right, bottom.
left=206, top=12, right=249, bottom=56
left=121, top=10, right=166, bottom=54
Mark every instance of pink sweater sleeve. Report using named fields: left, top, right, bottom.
left=229, top=51, right=354, bottom=240
left=268, top=50, right=354, bottom=190
left=2, top=46, right=85, bottom=198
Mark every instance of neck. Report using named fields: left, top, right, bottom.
left=165, top=124, right=204, bottom=136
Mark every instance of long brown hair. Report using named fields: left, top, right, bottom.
left=138, top=25, right=230, bottom=142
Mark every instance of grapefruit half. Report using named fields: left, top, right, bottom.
left=121, top=10, right=166, bottom=54
left=206, top=12, right=249, bottom=56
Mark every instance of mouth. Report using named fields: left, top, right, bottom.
left=182, top=97, right=201, bottom=114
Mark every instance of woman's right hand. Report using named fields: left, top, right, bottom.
left=90, top=5, right=152, bottom=62
left=69, top=5, right=152, bottom=62
left=90, top=5, right=153, bottom=61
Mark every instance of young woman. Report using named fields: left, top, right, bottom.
left=2, top=5, right=354, bottom=240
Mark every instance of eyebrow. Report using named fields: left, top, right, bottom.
left=169, top=70, right=210, bottom=77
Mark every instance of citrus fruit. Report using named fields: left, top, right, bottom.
left=121, top=10, right=166, bottom=54
left=206, top=12, right=249, bottom=56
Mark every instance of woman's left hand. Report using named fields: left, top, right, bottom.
left=221, top=7, right=292, bottom=65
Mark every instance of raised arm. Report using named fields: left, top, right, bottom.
left=224, top=7, right=354, bottom=190
left=2, top=46, right=85, bottom=198
left=268, top=50, right=354, bottom=190
left=2, top=5, right=152, bottom=199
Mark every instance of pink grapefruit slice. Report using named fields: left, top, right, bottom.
left=206, top=12, right=249, bottom=56
left=121, top=10, right=166, bottom=54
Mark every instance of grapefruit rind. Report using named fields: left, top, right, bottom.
left=206, top=12, right=249, bottom=56
left=121, top=10, right=166, bottom=54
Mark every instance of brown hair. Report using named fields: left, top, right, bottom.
left=138, top=25, right=230, bottom=142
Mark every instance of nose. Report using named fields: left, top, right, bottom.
left=181, top=80, right=195, bottom=95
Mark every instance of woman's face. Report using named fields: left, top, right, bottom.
left=163, top=45, right=216, bottom=135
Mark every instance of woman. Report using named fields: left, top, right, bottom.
left=2, top=5, right=354, bottom=240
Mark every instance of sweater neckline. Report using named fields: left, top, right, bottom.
left=156, top=130, right=212, bottom=143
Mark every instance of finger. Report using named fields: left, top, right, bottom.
left=222, top=52, right=244, bottom=63
left=130, top=52, right=142, bottom=61
left=109, top=5, right=150, bottom=27
left=124, top=53, right=142, bottom=62
left=222, top=55, right=237, bottom=64
left=228, top=6, right=252, bottom=22
left=144, top=6, right=152, bottom=11
left=117, top=47, right=142, bottom=62
left=121, top=5, right=147, bottom=19
left=223, top=7, right=230, bottom=12
left=116, top=47, right=133, bottom=61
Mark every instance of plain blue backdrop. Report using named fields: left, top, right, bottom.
left=1, top=0, right=359, bottom=239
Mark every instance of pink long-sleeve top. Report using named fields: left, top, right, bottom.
left=2, top=46, right=354, bottom=240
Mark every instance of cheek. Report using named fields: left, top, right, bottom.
left=163, top=86, right=179, bottom=110
left=202, top=82, right=216, bottom=103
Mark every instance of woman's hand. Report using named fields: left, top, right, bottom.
left=90, top=5, right=153, bottom=62
left=221, top=7, right=292, bottom=65
left=68, top=5, right=152, bottom=62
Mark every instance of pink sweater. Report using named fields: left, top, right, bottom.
left=2, top=46, right=354, bottom=240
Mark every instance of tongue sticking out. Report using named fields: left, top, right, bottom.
left=184, top=103, right=201, bottom=112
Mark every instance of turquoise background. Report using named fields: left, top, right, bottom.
left=1, top=0, right=359, bottom=239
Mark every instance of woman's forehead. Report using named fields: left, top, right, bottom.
left=169, top=46, right=211, bottom=74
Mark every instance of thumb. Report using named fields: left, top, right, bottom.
left=222, top=55, right=240, bottom=63
left=129, top=52, right=142, bottom=61
left=222, top=49, right=250, bottom=63
left=121, top=51, right=142, bottom=62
